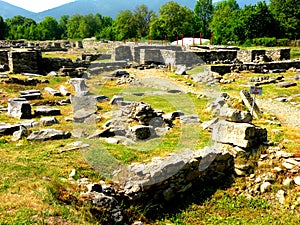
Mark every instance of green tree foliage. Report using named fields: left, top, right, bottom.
left=5, top=16, right=37, bottom=40
left=38, top=16, right=61, bottom=40
left=270, top=0, right=300, bottom=39
left=149, top=1, right=196, bottom=40
left=234, top=1, right=278, bottom=43
left=194, top=0, right=213, bottom=38
left=66, top=14, right=84, bottom=39
left=0, top=16, right=6, bottom=39
left=133, top=4, right=155, bottom=38
left=59, top=15, right=69, bottom=39
left=209, top=0, right=239, bottom=44
left=113, top=10, right=137, bottom=40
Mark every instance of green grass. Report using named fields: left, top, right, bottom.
left=1, top=55, right=300, bottom=224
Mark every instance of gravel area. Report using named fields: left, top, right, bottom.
left=256, top=99, right=300, bottom=131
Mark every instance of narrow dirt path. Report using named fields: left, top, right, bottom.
left=135, top=68, right=300, bottom=131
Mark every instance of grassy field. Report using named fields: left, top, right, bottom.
left=0, top=51, right=300, bottom=224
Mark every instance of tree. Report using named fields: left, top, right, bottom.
left=133, top=4, right=155, bottom=38
left=59, top=15, right=69, bottom=39
left=209, top=0, right=239, bottom=44
left=194, top=0, right=213, bottom=38
left=236, top=1, right=278, bottom=42
left=149, top=1, right=196, bottom=41
left=113, top=10, right=137, bottom=40
left=270, top=0, right=300, bottom=39
left=66, top=14, right=84, bottom=39
left=0, top=16, right=6, bottom=39
left=5, top=16, right=36, bottom=40
left=38, top=16, right=60, bottom=40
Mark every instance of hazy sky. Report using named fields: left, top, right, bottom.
left=2, top=0, right=75, bottom=12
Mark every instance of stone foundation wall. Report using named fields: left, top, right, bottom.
left=175, top=51, right=204, bottom=66
left=8, top=50, right=42, bottom=74
left=0, top=50, right=8, bottom=65
left=140, top=49, right=164, bottom=65
left=195, top=50, right=237, bottom=63
left=112, top=46, right=133, bottom=62
left=237, top=49, right=290, bottom=62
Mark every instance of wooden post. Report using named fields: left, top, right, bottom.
left=200, top=32, right=202, bottom=45
left=193, top=34, right=195, bottom=46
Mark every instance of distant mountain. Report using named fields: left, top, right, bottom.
left=34, top=0, right=196, bottom=21
left=0, top=0, right=34, bottom=19
left=0, top=0, right=269, bottom=21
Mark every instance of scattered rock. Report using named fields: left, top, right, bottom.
left=27, top=129, right=71, bottom=141
left=294, top=176, right=300, bottom=185
left=260, top=182, right=272, bottom=193
left=219, top=107, right=252, bottom=123
left=40, top=117, right=59, bottom=126
left=276, top=82, right=297, bottom=88
left=109, top=95, right=124, bottom=105
left=44, top=87, right=61, bottom=96
left=12, top=126, right=27, bottom=141
left=180, top=115, right=200, bottom=124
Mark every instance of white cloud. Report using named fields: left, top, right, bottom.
left=2, top=0, right=76, bottom=13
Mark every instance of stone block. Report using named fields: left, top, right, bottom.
left=212, top=120, right=267, bottom=148
left=7, top=98, right=32, bottom=119
left=34, top=106, right=61, bottom=116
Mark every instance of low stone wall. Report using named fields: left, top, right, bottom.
left=81, top=53, right=111, bottom=61
left=88, top=61, right=128, bottom=74
left=41, top=58, right=90, bottom=73
left=115, top=147, right=234, bottom=202
left=208, top=59, right=300, bottom=75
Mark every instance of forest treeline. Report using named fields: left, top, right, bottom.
left=0, top=0, right=299, bottom=46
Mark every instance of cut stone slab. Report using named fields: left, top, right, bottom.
left=0, top=74, right=9, bottom=78
left=276, top=82, right=297, bottom=88
left=19, top=90, right=42, bottom=100
left=0, top=123, right=22, bottom=136
left=34, top=106, right=61, bottom=116
left=94, top=95, right=109, bottom=103
left=59, top=85, right=71, bottom=96
left=7, top=98, right=32, bottom=119
left=40, top=117, right=59, bottom=126
left=44, top=87, right=61, bottom=96
left=240, top=90, right=261, bottom=119
left=27, top=129, right=71, bottom=141
left=212, top=120, right=267, bottom=148
left=12, top=126, right=27, bottom=141
left=175, top=65, right=187, bottom=75
left=109, top=95, right=124, bottom=105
